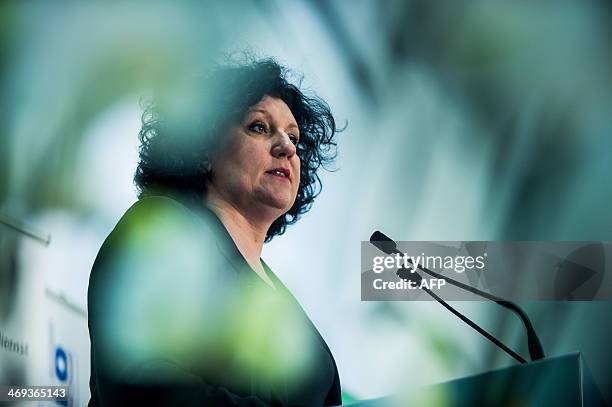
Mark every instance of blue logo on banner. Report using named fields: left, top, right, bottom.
left=55, top=347, right=68, bottom=382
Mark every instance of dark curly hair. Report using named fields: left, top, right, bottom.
left=134, top=57, right=340, bottom=242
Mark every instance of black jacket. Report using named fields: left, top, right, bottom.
left=87, top=196, right=342, bottom=406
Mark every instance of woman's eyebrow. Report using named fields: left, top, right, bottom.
left=247, top=108, right=269, bottom=116
left=286, top=123, right=300, bottom=133
left=247, top=108, right=299, bottom=131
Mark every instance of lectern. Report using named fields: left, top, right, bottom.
left=348, top=353, right=605, bottom=406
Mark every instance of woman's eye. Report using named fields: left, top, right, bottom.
left=289, top=135, right=299, bottom=146
left=249, top=122, right=267, bottom=133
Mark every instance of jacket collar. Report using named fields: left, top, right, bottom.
left=193, top=205, right=283, bottom=289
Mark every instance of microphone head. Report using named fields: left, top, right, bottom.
left=370, top=230, right=399, bottom=254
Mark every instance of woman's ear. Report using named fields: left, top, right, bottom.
left=199, top=155, right=212, bottom=173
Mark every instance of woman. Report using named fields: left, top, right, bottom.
left=87, top=58, right=342, bottom=406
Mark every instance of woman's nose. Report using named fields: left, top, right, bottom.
left=271, top=131, right=296, bottom=158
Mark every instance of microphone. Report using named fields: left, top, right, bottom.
left=370, top=231, right=545, bottom=364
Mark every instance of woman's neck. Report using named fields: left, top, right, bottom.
left=206, top=199, right=277, bottom=289
left=205, top=195, right=268, bottom=272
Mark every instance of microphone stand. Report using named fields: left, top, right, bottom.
left=371, top=231, right=545, bottom=364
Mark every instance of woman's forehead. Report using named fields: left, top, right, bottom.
left=247, top=96, right=297, bottom=125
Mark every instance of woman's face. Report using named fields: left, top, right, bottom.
left=207, top=95, right=301, bottom=218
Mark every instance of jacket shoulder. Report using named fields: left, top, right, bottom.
left=107, top=196, right=220, bottom=246
left=89, top=196, right=227, bottom=292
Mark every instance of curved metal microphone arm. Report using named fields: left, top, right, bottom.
left=416, top=266, right=545, bottom=361
left=370, top=230, right=546, bottom=362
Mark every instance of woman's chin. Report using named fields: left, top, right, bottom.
left=267, top=197, right=293, bottom=213
left=255, top=191, right=294, bottom=213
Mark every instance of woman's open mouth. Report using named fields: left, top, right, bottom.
left=266, top=167, right=290, bottom=180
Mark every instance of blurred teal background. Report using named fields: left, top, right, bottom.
left=1, top=1, right=611, bottom=404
